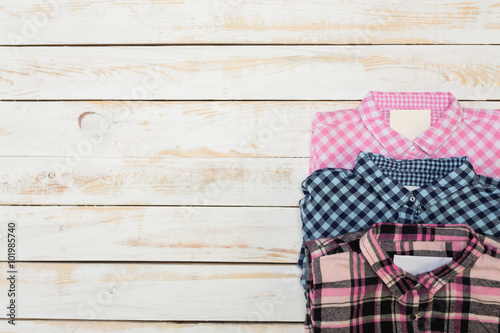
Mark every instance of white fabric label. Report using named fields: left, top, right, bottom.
left=390, top=109, right=431, bottom=141
left=403, top=185, right=420, bottom=191
left=393, top=255, right=453, bottom=275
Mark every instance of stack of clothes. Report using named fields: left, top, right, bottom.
left=298, top=91, right=500, bottom=332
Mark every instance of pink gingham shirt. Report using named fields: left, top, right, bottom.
left=310, top=91, right=500, bottom=177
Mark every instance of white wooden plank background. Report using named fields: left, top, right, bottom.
left=7, top=263, right=305, bottom=321
left=1, top=0, right=499, bottom=45
left=2, top=321, right=304, bottom=333
left=0, top=206, right=302, bottom=262
left=0, top=1, right=499, bottom=332
left=0, top=157, right=308, bottom=205
left=1, top=46, right=499, bottom=100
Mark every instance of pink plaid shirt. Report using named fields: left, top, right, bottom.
left=310, top=91, right=500, bottom=178
left=305, top=223, right=500, bottom=332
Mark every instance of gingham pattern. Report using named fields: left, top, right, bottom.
left=298, top=152, right=500, bottom=291
left=310, top=91, right=500, bottom=178
left=304, top=223, right=500, bottom=333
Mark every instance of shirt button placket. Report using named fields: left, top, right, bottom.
left=406, top=294, right=421, bottom=331
left=409, top=312, right=422, bottom=332
left=406, top=195, right=420, bottom=223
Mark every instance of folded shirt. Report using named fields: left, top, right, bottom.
left=310, top=91, right=500, bottom=178
left=298, top=152, right=500, bottom=291
left=305, top=223, right=500, bottom=332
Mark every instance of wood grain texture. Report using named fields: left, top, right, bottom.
left=1, top=0, right=500, bottom=45
left=0, top=157, right=308, bottom=206
left=0, top=263, right=305, bottom=322
left=0, top=101, right=499, bottom=158
left=0, top=206, right=302, bottom=262
left=1, top=46, right=500, bottom=100
left=0, top=320, right=303, bottom=333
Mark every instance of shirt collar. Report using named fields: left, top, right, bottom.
left=357, top=91, right=463, bottom=158
left=359, top=223, right=484, bottom=301
left=353, top=152, right=477, bottom=210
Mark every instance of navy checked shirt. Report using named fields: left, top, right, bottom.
left=298, top=152, right=500, bottom=291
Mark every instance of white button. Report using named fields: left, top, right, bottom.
left=409, top=196, right=416, bottom=202
left=409, top=145, right=417, bottom=152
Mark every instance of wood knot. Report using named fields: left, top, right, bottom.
left=78, top=112, right=110, bottom=133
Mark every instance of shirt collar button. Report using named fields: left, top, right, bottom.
left=408, top=145, right=420, bottom=155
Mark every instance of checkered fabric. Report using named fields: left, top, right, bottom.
left=310, top=91, right=500, bottom=178
left=298, top=152, right=500, bottom=291
left=304, top=223, right=500, bottom=333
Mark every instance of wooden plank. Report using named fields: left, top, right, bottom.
left=0, top=206, right=302, bottom=262
left=1, top=46, right=500, bottom=100
left=0, top=320, right=303, bottom=333
left=0, top=157, right=308, bottom=206
left=0, top=263, right=306, bottom=322
left=0, top=101, right=499, bottom=158
left=1, top=0, right=500, bottom=45
left=0, top=101, right=326, bottom=158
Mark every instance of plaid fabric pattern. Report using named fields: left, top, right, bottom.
left=298, top=152, right=500, bottom=291
left=304, top=223, right=500, bottom=333
left=310, top=91, right=500, bottom=178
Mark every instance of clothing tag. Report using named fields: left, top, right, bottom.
left=403, top=185, right=420, bottom=192
left=389, top=109, right=431, bottom=141
left=393, top=255, right=453, bottom=275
